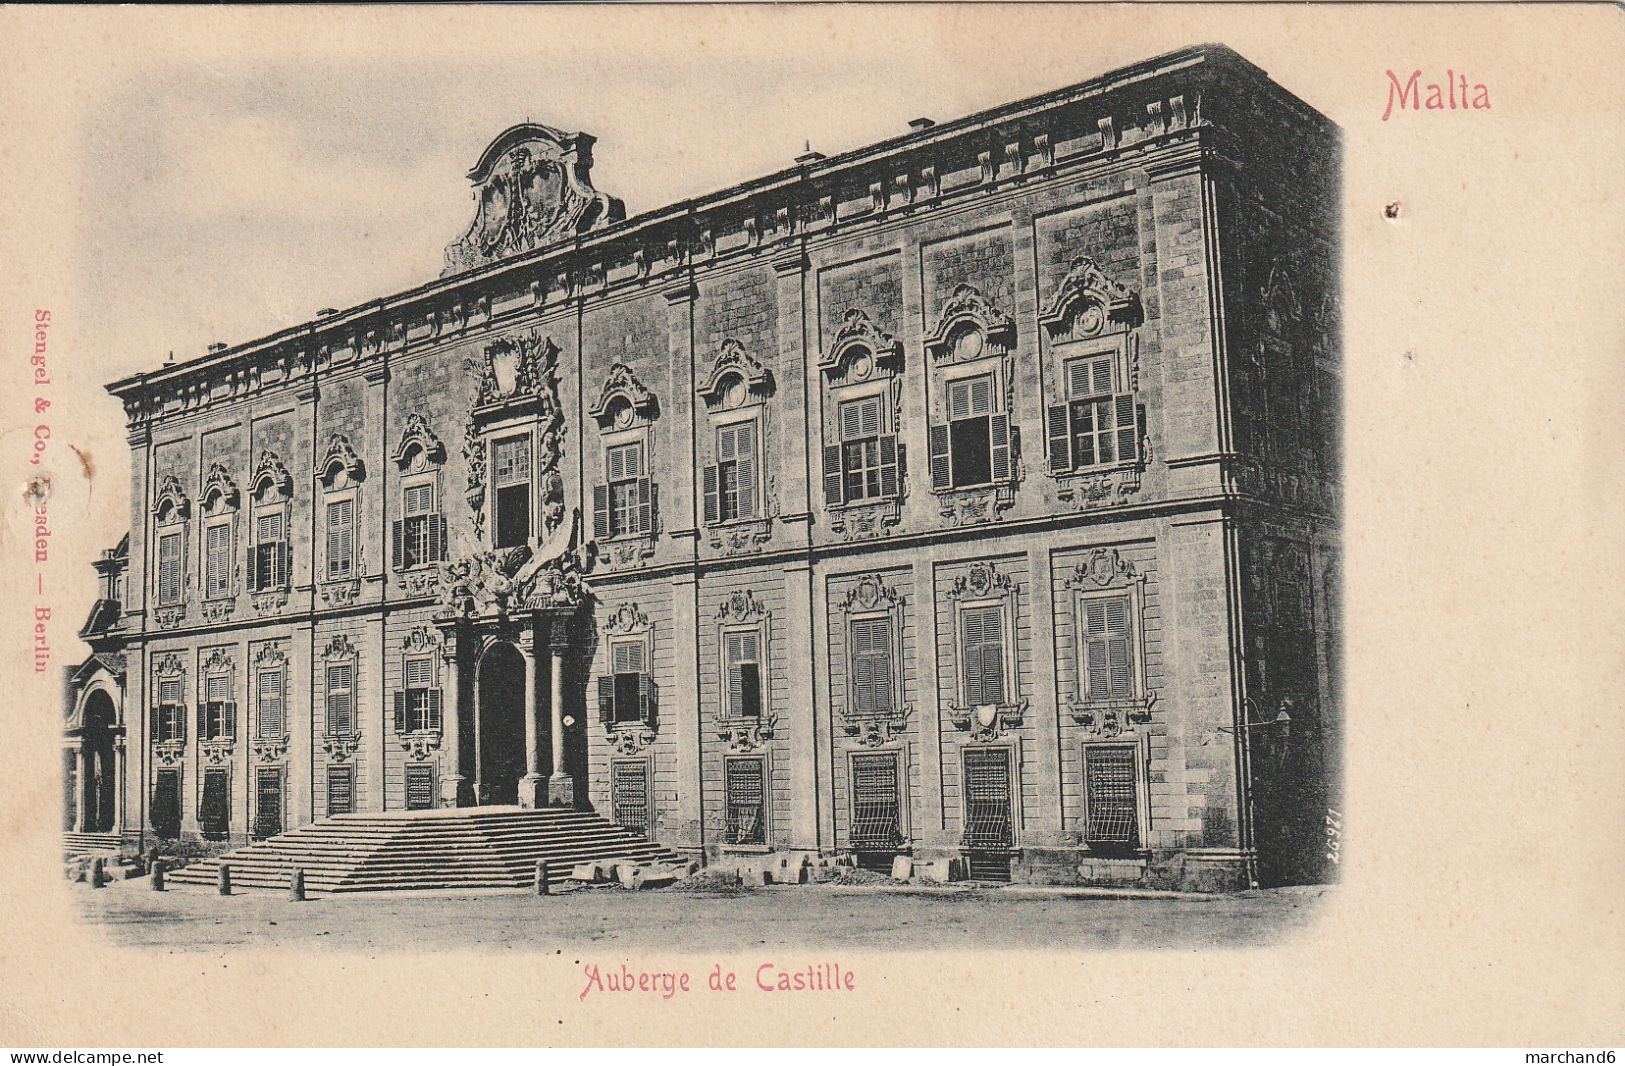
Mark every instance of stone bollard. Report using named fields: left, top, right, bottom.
left=149, top=858, right=166, bottom=892
left=90, top=858, right=106, bottom=889
left=217, top=863, right=232, bottom=896
left=891, top=855, right=914, bottom=880
left=288, top=868, right=306, bottom=902
left=535, top=860, right=550, bottom=896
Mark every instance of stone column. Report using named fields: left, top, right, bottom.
left=437, top=623, right=465, bottom=807
left=545, top=610, right=574, bottom=807
left=115, top=736, right=127, bottom=837
left=73, top=748, right=87, bottom=832
left=516, top=631, right=544, bottom=808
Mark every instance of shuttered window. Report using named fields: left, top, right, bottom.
left=611, top=761, right=650, bottom=837
left=935, top=373, right=1009, bottom=489
left=959, top=605, right=1006, bottom=707
left=205, top=522, right=231, bottom=598
left=402, top=655, right=441, bottom=733
left=601, top=442, right=653, bottom=537
left=325, top=497, right=354, bottom=579
left=724, top=630, right=762, bottom=718
left=1048, top=354, right=1138, bottom=473
left=715, top=422, right=756, bottom=522
left=257, top=668, right=284, bottom=737
left=492, top=436, right=532, bottom=549
left=725, top=757, right=767, bottom=845
left=962, top=748, right=1013, bottom=849
left=326, top=766, right=354, bottom=816
left=156, top=677, right=184, bottom=743
left=1081, top=594, right=1135, bottom=701
left=849, top=617, right=894, bottom=715
left=325, top=663, right=354, bottom=735
left=251, top=511, right=289, bottom=591
left=849, top=753, right=901, bottom=851
left=157, top=532, right=183, bottom=605
left=1084, top=745, right=1140, bottom=849
left=202, top=673, right=234, bottom=741
left=397, top=482, right=445, bottom=569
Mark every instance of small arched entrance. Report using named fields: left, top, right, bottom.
left=476, top=642, right=527, bottom=805
left=80, top=690, right=118, bottom=833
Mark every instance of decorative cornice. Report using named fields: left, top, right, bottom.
left=391, top=413, right=446, bottom=468
left=588, top=362, right=659, bottom=428
left=601, top=602, right=652, bottom=635
left=698, top=339, right=774, bottom=408
left=315, top=434, right=365, bottom=482
left=924, top=284, right=1016, bottom=362
left=1039, top=256, right=1142, bottom=337
left=717, top=588, right=769, bottom=625
left=820, top=309, right=903, bottom=377
left=322, top=634, right=357, bottom=661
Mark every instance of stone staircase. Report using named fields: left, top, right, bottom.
left=164, top=807, right=683, bottom=894
left=62, top=831, right=124, bottom=856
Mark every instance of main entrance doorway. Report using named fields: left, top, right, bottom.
left=476, top=642, right=527, bottom=805
left=80, top=691, right=118, bottom=833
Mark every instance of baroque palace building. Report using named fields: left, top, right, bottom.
left=64, top=44, right=1341, bottom=889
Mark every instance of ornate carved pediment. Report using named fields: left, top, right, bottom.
left=601, top=602, right=651, bottom=636
left=253, top=643, right=288, bottom=669
left=588, top=362, right=659, bottom=428
left=698, top=340, right=774, bottom=408
left=392, top=413, right=446, bottom=468
left=152, top=474, right=191, bottom=520
left=716, top=588, right=768, bottom=624
left=950, top=560, right=1016, bottom=602
left=1039, top=256, right=1142, bottom=338
left=924, top=285, right=1015, bottom=363
left=322, top=635, right=356, bottom=661
left=252, top=452, right=293, bottom=500
left=316, top=434, right=365, bottom=484
left=443, top=123, right=625, bottom=276
left=819, top=309, right=903, bottom=377
left=201, top=464, right=240, bottom=511
left=841, top=573, right=902, bottom=614
left=1068, top=548, right=1140, bottom=589
left=199, top=647, right=235, bottom=680
left=435, top=513, right=590, bottom=619
left=154, top=653, right=186, bottom=679
left=476, top=331, right=560, bottom=409
left=402, top=625, right=441, bottom=656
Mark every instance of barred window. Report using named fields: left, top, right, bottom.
left=959, top=605, right=1006, bottom=707
left=1084, top=745, right=1140, bottom=850
left=326, top=766, right=354, bottom=816
left=849, top=753, right=901, bottom=851
left=255, top=767, right=284, bottom=839
left=1080, top=594, right=1135, bottom=701
left=405, top=764, right=435, bottom=811
left=962, top=747, right=1013, bottom=849
left=200, top=768, right=230, bottom=841
left=725, top=756, right=767, bottom=846
left=611, top=761, right=650, bottom=837
left=849, top=616, right=895, bottom=715
left=325, top=663, right=354, bottom=735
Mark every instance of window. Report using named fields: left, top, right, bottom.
left=200, top=768, right=230, bottom=840
left=201, top=673, right=234, bottom=741
left=597, top=640, right=652, bottom=725
left=959, top=605, right=1006, bottom=707
left=151, top=769, right=181, bottom=839
left=397, top=655, right=441, bottom=733
left=824, top=395, right=900, bottom=507
left=724, top=630, right=762, bottom=719
left=962, top=747, right=1013, bottom=850
left=1084, top=745, right=1140, bottom=850
left=724, top=756, right=767, bottom=845
left=849, top=616, right=895, bottom=715
left=405, top=764, right=436, bottom=811
left=1080, top=594, right=1135, bottom=701
left=595, top=441, right=653, bottom=538
left=849, top=753, right=902, bottom=851
left=325, top=663, right=354, bottom=735
left=325, top=497, right=354, bottom=579
left=492, top=435, right=532, bottom=549
left=157, top=532, right=183, bottom=604
left=611, top=761, right=650, bottom=837
left=931, top=373, right=1011, bottom=490
left=156, top=677, right=185, bottom=743
left=255, top=768, right=283, bottom=839
left=204, top=522, right=231, bottom=598
left=706, top=421, right=756, bottom=523
left=326, top=766, right=354, bottom=816
left=394, top=481, right=445, bottom=569
left=257, top=668, right=285, bottom=737
left=251, top=511, right=288, bottom=591
left=1048, top=354, right=1139, bottom=473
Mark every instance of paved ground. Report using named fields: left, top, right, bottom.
left=71, top=876, right=1329, bottom=952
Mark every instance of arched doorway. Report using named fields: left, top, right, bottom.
left=476, top=642, right=526, bottom=805
left=80, top=691, right=118, bottom=833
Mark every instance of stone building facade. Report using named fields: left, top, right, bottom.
left=65, top=44, right=1341, bottom=889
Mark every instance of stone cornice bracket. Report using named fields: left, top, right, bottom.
left=1039, top=256, right=1142, bottom=337
left=315, top=433, right=365, bottom=483
left=923, top=284, right=1016, bottom=362
left=697, top=339, right=775, bottom=408
left=819, top=309, right=904, bottom=377
left=391, top=412, right=446, bottom=468
left=201, top=463, right=240, bottom=511
left=588, top=362, right=659, bottom=429
left=252, top=451, right=294, bottom=500
left=151, top=474, right=191, bottom=519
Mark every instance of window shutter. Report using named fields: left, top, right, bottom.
left=593, top=484, right=610, bottom=540
left=597, top=676, right=615, bottom=725
left=393, top=691, right=405, bottom=733
left=728, top=662, right=743, bottom=717
left=196, top=701, right=205, bottom=738
left=279, top=541, right=292, bottom=587
left=224, top=701, right=236, bottom=740
left=639, top=673, right=656, bottom=726
left=703, top=465, right=720, bottom=524
left=735, top=454, right=756, bottom=519
left=878, top=435, right=900, bottom=499
left=176, top=703, right=186, bottom=742
left=989, top=412, right=1011, bottom=482
left=823, top=445, right=843, bottom=507
left=739, top=662, right=761, bottom=718
left=1108, top=637, right=1133, bottom=696
left=636, top=477, right=653, bottom=534
left=1115, top=394, right=1139, bottom=462
left=430, top=513, right=446, bottom=562
left=245, top=538, right=258, bottom=591
left=928, top=423, right=952, bottom=490
left=1048, top=403, right=1071, bottom=473
left=391, top=519, right=403, bottom=570
left=427, top=689, right=442, bottom=732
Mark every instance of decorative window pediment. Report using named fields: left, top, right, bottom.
left=1039, top=256, right=1142, bottom=340
left=316, top=434, right=365, bottom=486
left=589, top=363, right=659, bottom=429
left=251, top=452, right=293, bottom=501
left=698, top=339, right=774, bottom=410
left=391, top=413, right=446, bottom=469
left=924, top=285, right=1016, bottom=363
left=201, top=464, right=240, bottom=512
left=476, top=331, right=560, bottom=409
left=152, top=474, right=191, bottom=520
left=819, top=309, right=903, bottom=379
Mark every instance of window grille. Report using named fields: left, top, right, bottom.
left=849, top=617, right=895, bottom=715
left=849, top=753, right=901, bottom=851
left=725, top=757, right=767, bottom=845
left=959, top=605, right=1006, bottom=706
left=405, top=764, right=435, bottom=811
left=200, top=768, right=230, bottom=840
left=326, top=766, right=354, bottom=816
left=1081, top=594, right=1135, bottom=701
left=961, top=748, right=1012, bottom=849
left=1084, top=745, right=1140, bottom=849
left=151, top=769, right=181, bottom=839
left=611, top=762, right=650, bottom=837
left=255, top=768, right=283, bottom=839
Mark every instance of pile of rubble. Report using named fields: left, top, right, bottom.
left=64, top=852, right=147, bottom=887
left=565, top=851, right=975, bottom=892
